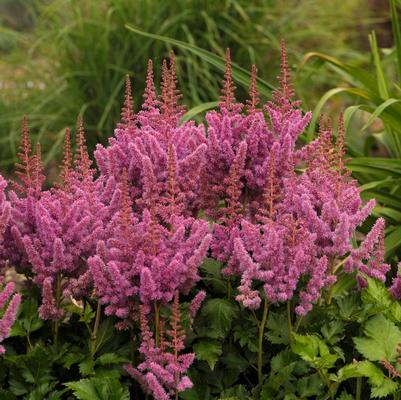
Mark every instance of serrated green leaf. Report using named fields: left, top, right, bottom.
left=46, top=389, right=69, bottom=400
left=65, top=377, right=129, bottom=400
left=200, top=258, right=226, bottom=294
left=329, top=272, right=356, bottom=299
left=266, top=311, right=289, bottom=345
left=11, top=298, right=43, bottom=337
left=62, top=351, right=85, bottom=369
left=321, top=321, right=345, bottom=345
left=200, top=298, right=236, bottom=339
left=296, top=373, right=324, bottom=397
left=291, top=334, right=319, bottom=361
left=233, top=319, right=258, bottom=352
left=193, top=338, right=222, bottom=370
left=291, top=334, right=339, bottom=370
left=26, top=382, right=57, bottom=400
left=336, top=360, right=384, bottom=386
left=95, top=353, right=128, bottom=366
left=361, top=277, right=401, bottom=322
left=270, top=349, right=297, bottom=373
left=219, top=385, right=250, bottom=400
left=6, top=345, right=56, bottom=396
left=221, top=351, right=249, bottom=375
left=371, top=379, right=399, bottom=398
left=79, top=359, right=95, bottom=376
left=336, top=292, right=361, bottom=321
left=354, top=314, right=401, bottom=361
left=337, top=391, right=354, bottom=400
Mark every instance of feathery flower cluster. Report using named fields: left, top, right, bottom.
left=88, top=173, right=211, bottom=322
left=201, top=45, right=310, bottom=220
left=125, top=293, right=194, bottom=400
left=0, top=279, right=21, bottom=354
left=207, top=40, right=387, bottom=315
left=95, top=53, right=207, bottom=218
left=344, top=217, right=390, bottom=287
left=7, top=119, right=120, bottom=320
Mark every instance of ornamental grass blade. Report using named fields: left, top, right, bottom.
left=181, top=101, right=219, bottom=123
left=391, top=0, right=401, bottom=83
left=125, top=24, right=275, bottom=97
left=368, top=31, right=389, bottom=100
left=301, top=52, right=378, bottom=92
left=361, top=99, right=401, bottom=131
left=306, top=87, right=369, bottom=141
left=385, top=226, right=401, bottom=256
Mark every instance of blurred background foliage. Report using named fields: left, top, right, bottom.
left=1, top=0, right=401, bottom=257
left=0, top=0, right=389, bottom=172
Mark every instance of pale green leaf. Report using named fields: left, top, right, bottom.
left=354, top=314, right=401, bottom=361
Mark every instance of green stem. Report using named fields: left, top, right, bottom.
left=287, top=301, right=293, bottom=346
left=318, top=369, right=334, bottom=400
left=257, top=297, right=269, bottom=385
left=356, top=377, right=362, bottom=400
left=295, top=316, right=303, bottom=333
left=227, top=277, right=232, bottom=300
left=26, top=332, right=33, bottom=351
left=154, top=302, right=160, bottom=347
left=90, top=302, right=102, bottom=356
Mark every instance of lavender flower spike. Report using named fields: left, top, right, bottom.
left=0, top=280, right=21, bottom=355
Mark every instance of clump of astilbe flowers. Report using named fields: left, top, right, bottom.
left=90, top=80, right=211, bottom=396
left=201, top=45, right=311, bottom=219
left=9, top=119, right=120, bottom=320
left=1, top=116, right=44, bottom=273
left=89, top=168, right=210, bottom=398
left=208, top=40, right=387, bottom=318
left=125, top=293, right=194, bottom=400
left=89, top=166, right=211, bottom=325
left=0, top=43, right=393, bottom=399
left=95, top=53, right=207, bottom=217
left=0, top=279, right=20, bottom=355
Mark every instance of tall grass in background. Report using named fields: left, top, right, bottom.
left=0, top=0, right=379, bottom=172
left=300, top=0, right=401, bottom=259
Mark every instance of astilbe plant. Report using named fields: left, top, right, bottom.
left=87, top=63, right=212, bottom=397
left=0, top=42, right=394, bottom=399
left=2, top=116, right=44, bottom=273
left=125, top=292, right=194, bottom=400
left=8, top=119, right=120, bottom=320
left=88, top=169, right=211, bottom=325
left=208, top=40, right=387, bottom=317
left=95, top=53, right=207, bottom=217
